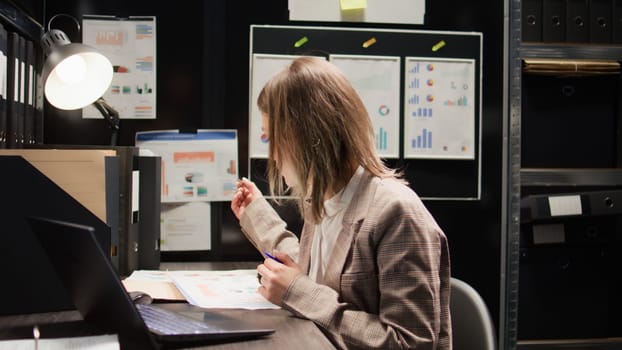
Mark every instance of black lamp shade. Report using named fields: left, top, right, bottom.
left=41, top=29, right=113, bottom=110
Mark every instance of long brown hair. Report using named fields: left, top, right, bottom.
left=257, top=56, right=403, bottom=223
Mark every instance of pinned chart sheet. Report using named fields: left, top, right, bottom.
left=136, top=130, right=238, bottom=202
left=330, top=54, right=401, bottom=158
left=82, top=16, right=157, bottom=119
left=249, top=54, right=304, bottom=158
left=403, top=57, right=476, bottom=159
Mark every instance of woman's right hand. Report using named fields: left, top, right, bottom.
left=231, top=177, right=263, bottom=220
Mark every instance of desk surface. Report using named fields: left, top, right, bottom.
left=0, top=261, right=336, bottom=349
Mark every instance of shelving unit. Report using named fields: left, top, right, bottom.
left=509, top=1, right=622, bottom=348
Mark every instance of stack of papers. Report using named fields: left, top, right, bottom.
left=123, top=269, right=279, bottom=310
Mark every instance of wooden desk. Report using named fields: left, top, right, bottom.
left=0, top=262, right=336, bottom=349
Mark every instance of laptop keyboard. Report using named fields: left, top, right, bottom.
left=136, top=304, right=219, bottom=335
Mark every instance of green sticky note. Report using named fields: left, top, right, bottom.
left=340, top=0, right=367, bottom=10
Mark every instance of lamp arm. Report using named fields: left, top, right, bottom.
left=92, top=97, right=120, bottom=146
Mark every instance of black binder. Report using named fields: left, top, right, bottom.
left=543, top=0, right=567, bottom=42
left=105, top=155, right=120, bottom=271
left=34, top=57, right=44, bottom=144
left=589, top=0, right=613, bottom=43
left=614, top=0, right=622, bottom=43
left=0, top=23, right=7, bottom=148
left=523, top=0, right=544, bottom=42
left=566, top=0, right=590, bottom=42
left=24, top=39, right=35, bottom=145
left=16, top=34, right=25, bottom=148
left=6, top=31, right=19, bottom=148
left=137, top=155, right=161, bottom=269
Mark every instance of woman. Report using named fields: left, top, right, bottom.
left=231, top=56, right=451, bottom=349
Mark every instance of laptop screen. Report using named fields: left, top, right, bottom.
left=27, top=216, right=157, bottom=349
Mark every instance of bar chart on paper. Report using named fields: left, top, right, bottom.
left=411, top=128, right=433, bottom=149
left=411, top=106, right=433, bottom=118
left=375, top=127, right=388, bottom=151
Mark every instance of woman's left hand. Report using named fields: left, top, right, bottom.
left=256, top=251, right=303, bottom=306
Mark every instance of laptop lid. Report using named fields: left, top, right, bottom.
left=27, top=216, right=273, bottom=349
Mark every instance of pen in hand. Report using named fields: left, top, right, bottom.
left=257, top=251, right=283, bottom=283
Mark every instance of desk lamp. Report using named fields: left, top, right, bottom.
left=41, top=14, right=120, bottom=146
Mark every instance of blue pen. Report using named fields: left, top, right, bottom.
left=264, top=251, right=283, bottom=264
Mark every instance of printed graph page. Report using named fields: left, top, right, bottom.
left=170, top=270, right=280, bottom=309
left=82, top=16, right=156, bottom=119
left=125, top=269, right=279, bottom=309
left=330, top=54, right=401, bottom=158
left=403, top=57, right=476, bottom=159
left=135, top=130, right=238, bottom=202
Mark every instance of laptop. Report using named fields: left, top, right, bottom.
left=27, top=216, right=274, bottom=349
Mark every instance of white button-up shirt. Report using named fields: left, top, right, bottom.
left=309, top=166, right=364, bottom=283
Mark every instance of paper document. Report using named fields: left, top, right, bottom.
left=82, top=16, right=157, bottom=119
left=330, top=54, right=401, bottom=158
left=124, top=269, right=279, bottom=310
left=135, top=130, right=238, bottom=202
left=171, top=269, right=279, bottom=310
left=0, top=334, right=119, bottom=350
left=288, top=0, right=425, bottom=24
left=160, top=201, right=211, bottom=251
left=403, top=57, right=476, bottom=160
left=122, top=270, right=186, bottom=301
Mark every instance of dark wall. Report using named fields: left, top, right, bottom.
left=36, top=0, right=505, bottom=336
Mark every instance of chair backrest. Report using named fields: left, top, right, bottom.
left=450, top=277, right=496, bottom=350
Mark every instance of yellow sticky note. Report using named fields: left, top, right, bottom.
left=340, top=0, right=367, bottom=10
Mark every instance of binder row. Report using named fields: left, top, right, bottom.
left=0, top=22, right=42, bottom=149
left=522, top=0, right=622, bottom=43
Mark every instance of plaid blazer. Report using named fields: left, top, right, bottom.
left=240, top=170, right=451, bottom=349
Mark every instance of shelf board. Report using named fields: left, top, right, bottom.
left=517, top=338, right=622, bottom=350
left=0, top=1, right=42, bottom=40
left=521, top=168, right=622, bottom=187
left=519, top=43, right=622, bottom=60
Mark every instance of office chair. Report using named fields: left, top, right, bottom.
left=450, top=277, right=497, bottom=350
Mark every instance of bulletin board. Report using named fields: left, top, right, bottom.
left=249, top=25, right=483, bottom=200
